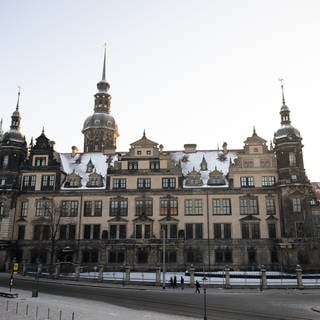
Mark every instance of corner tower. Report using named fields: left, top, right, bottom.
left=274, top=80, right=313, bottom=238
left=82, top=47, right=119, bottom=154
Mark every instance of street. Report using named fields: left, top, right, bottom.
left=1, top=273, right=319, bottom=320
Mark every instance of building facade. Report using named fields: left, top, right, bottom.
left=0, top=51, right=319, bottom=272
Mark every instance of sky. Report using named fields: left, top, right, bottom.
left=0, top=0, right=319, bottom=181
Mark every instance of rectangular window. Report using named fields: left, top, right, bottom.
left=110, top=225, right=117, bottom=239
left=185, top=224, right=193, bottom=240
left=289, top=152, right=296, bottom=166
left=20, top=201, right=28, bottom=218
left=135, top=224, right=142, bottom=239
left=60, top=225, right=67, bottom=240
left=212, top=199, right=231, bottom=215
left=169, top=224, right=177, bottom=239
left=119, top=225, right=126, bottom=239
left=160, top=199, right=178, bottom=216
left=224, top=223, right=232, bottom=239
left=137, top=178, right=151, bottom=189
left=292, top=198, right=302, bottom=213
left=241, top=224, right=250, bottom=239
left=112, top=178, right=126, bottom=189
left=84, top=201, right=92, bottom=216
left=162, top=178, right=176, bottom=189
left=69, top=224, right=76, bottom=240
left=268, top=223, right=276, bottom=239
left=266, top=197, right=276, bottom=215
left=214, top=224, right=222, bottom=239
left=110, top=199, right=128, bottom=216
left=128, top=161, right=138, bottom=171
left=252, top=223, right=260, bottom=239
left=35, top=157, right=46, bottom=167
left=92, top=224, right=101, bottom=239
left=195, top=224, right=203, bottom=239
left=184, top=199, right=203, bottom=215
left=150, top=161, right=160, bottom=170
left=22, top=175, right=36, bottom=190
left=42, top=225, right=50, bottom=240
left=41, top=175, right=55, bottom=190
left=240, top=197, right=259, bottom=215
left=18, top=225, right=25, bottom=240
left=262, top=176, right=276, bottom=187
left=94, top=200, right=102, bottom=216
left=145, top=224, right=151, bottom=239
left=83, top=225, right=91, bottom=239
left=240, top=176, right=254, bottom=187
left=35, top=199, right=52, bottom=217
left=135, top=199, right=153, bottom=216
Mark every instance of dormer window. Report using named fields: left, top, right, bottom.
left=200, top=156, right=208, bottom=171
left=87, top=171, right=103, bottom=187
left=35, top=156, right=46, bottom=167
left=208, top=168, right=225, bottom=186
left=64, top=172, right=81, bottom=188
left=185, top=168, right=203, bottom=186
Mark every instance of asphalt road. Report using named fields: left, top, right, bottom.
left=1, top=273, right=320, bottom=320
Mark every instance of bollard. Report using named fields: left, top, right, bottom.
left=260, top=265, right=267, bottom=290
left=155, top=267, right=161, bottom=286
left=125, top=266, right=130, bottom=284
left=296, top=265, right=303, bottom=289
left=224, top=266, right=231, bottom=289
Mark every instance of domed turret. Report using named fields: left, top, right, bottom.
left=82, top=46, right=119, bottom=154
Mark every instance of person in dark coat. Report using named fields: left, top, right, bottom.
left=173, top=275, right=177, bottom=288
left=195, top=280, right=201, bottom=293
left=170, top=276, right=174, bottom=288
left=180, top=276, right=184, bottom=290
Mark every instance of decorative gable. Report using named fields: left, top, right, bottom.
left=185, top=167, right=203, bottom=186
left=86, top=170, right=103, bottom=187
left=64, top=171, right=82, bottom=188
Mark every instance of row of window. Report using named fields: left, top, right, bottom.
left=240, top=176, right=276, bottom=187
left=113, top=177, right=176, bottom=190
left=17, top=221, right=279, bottom=241
left=19, top=196, right=283, bottom=218
left=22, top=175, right=55, bottom=191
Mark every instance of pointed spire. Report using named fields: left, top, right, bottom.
left=279, top=78, right=286, bottom=105
left=253, top=126, right=257, bottom=136
left=143, top=129, right=146, bottom=138
left=102, top=43, right=107, bottom=81
left=16, top=86, right=21, bottom=111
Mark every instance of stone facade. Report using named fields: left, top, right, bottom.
left=0, top=53, right=319, bottom=273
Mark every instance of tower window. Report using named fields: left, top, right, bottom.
left=289, top=152, right=296, bottom=166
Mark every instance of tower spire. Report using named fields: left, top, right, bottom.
left=102, top=43, right=107, bottom=81
left=16, top=86, right=21, bottom=110
left=279, top=78, right=286, bottom=105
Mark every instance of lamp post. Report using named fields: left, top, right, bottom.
left=162, top=227, right=166, bottom=289
left=202, top=275, right=207, bottom=320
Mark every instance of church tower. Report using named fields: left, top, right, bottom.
left=0, top=90, right=27, bottom=190
left=82, top=47, right=119, bottom=154
left=274, top=81, right=313, bottom=238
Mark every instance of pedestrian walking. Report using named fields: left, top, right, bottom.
left=180, top=276, right=184, bottom=290
left=170, top=276, right=174, bottom=288
left=195, top=280, right=201, bottom=293
left=173, top=275, right=177, bottom=288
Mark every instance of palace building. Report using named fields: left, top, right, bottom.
left=0, top=49, right=319, bottom=272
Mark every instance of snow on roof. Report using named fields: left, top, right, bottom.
left=170, top=150, right=238, bottom=188
left=59, top=152, right=115, bottom=189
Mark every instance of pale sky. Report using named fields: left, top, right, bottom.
left=1, top=0, right=319, bottom=181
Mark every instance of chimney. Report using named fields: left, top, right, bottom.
left=184, top=144, right=197, bottom=153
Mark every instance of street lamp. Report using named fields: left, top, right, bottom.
left=202, top=275, right=208, bottom=320
left=162, top=226, right=166, bottom=289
